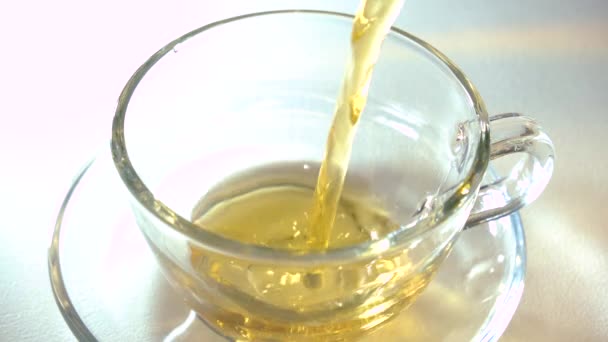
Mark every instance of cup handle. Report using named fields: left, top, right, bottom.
left=465, top=113, right=555, bottom=227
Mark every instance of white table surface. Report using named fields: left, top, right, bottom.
left=1, top=0, right=606, bottom=340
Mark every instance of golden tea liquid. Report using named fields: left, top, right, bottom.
left=192, top=185, right=398, bottom=251
left=185, top=165, right=440, bottom=341
left=309, top=0, right=405, bottom=249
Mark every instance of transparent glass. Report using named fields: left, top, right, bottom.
left=109, top=10, right=554, bottom=341
left=49, top=151, right=525, bottom=342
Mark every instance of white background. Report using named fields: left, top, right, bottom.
left=1, top=0, right=606, bottom=340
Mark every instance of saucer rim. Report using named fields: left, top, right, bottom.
left=48, top=153, right=526, bottom=342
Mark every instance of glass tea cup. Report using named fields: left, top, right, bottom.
left=111, top=10, right=554, bottom=341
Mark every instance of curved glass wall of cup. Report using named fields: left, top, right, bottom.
left=111, top=10, right=490, bottom=265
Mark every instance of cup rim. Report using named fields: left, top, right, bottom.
left=111, top=9, right=491, bottom=265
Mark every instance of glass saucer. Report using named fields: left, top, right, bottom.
left=49, top=150, right=525, bottom=341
